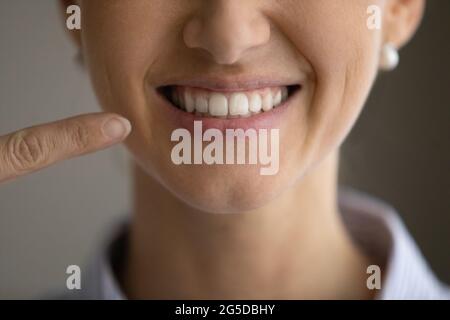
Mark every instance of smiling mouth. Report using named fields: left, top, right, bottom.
left=157, top=84, right=301, bottom=119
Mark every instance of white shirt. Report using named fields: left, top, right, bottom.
left=62, top=187, right=450, bottom=300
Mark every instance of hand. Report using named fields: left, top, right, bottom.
left=0, top=112, right=132, bottom=183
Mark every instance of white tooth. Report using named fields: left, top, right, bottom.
left=262, top=92, right=273, bottom=111
left=209, top=93, right=228, bottom=116
left=195, top=96, right=208, bottom=113
left=184, top=90, right=195, bottom=113
left=229, top=93, right=249, bottom=116
left=249, top=93, right=262, bottom=113
left=281, top=87, right=288, bottom=101
left=273, top=90, right=282, bottom=106
left=177, top=91, right=185, bottom=109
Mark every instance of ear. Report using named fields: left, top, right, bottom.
left=58, top=0, right=82, bottom=48
left=383, top=0, right=425, bottom=49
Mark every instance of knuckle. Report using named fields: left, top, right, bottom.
left=66, top=121, right=90, bottom=151
left=6, top=130, right=49, bottom=171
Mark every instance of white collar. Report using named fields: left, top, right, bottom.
left=338, top=187, right=449, bottom=299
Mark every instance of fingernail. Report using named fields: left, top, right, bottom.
left=102, top=117, right=132, bottom=140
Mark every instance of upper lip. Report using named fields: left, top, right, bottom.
left=155, top=75, right=304, bottom=92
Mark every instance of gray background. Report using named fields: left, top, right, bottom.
left=0, top=1, right=449, bottom=299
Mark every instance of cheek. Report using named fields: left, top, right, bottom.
left=80, top=1, right=176, bottom=114
left=280, top=1, right=382, bottom=162
left=80, top=2, right=179, bottom=163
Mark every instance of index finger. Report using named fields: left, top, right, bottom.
left=0, top=112, right=132, bottom=183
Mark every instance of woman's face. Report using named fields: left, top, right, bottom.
left=75, top=0, right=401, bottom=213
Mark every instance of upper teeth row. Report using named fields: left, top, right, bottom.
left=171, top=87, right=289, bottom=117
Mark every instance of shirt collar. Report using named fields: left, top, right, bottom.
left=338, top=187, right=448, bottom=299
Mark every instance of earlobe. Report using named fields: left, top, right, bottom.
left=383, top=0, right=425, bottom=49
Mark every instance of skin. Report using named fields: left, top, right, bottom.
left=0, top=0, right=424, bottom=299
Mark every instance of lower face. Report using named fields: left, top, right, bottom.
left=80, top=0, right=383, bottom=213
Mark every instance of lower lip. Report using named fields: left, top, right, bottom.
left=153, top=88, right=300, bottom=133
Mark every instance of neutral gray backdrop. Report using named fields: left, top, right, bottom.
left=0, top=1, right=449, bottom=299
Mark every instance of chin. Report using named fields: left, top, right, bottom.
left=155, top=163, right=295, bottom=214
left=126, top=122, right=307, bottom=214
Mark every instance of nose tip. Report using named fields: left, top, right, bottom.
left=183, top=5, right=271, bottom=65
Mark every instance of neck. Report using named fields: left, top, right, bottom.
left=123, top=150, right=373, bottom=299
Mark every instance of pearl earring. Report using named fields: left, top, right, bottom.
left=379, top=43, right=399, bottom=71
